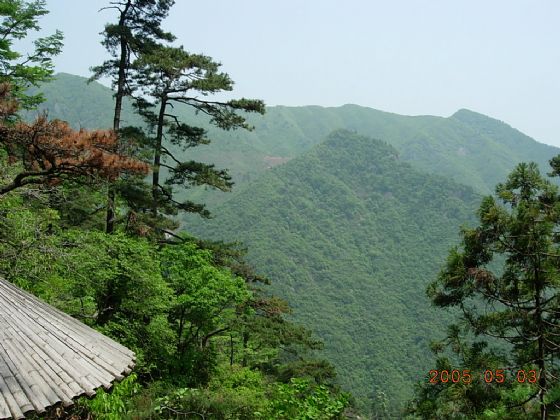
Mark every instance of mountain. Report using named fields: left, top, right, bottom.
left=187, top=130, right=481, bottom=413
left=25, top=73, right=142, bottom=130
left=182, top=103, right=559, bottom=201
left=28, top=73, right=560, bottom=414
left=31, top=74, right=559, bottom=204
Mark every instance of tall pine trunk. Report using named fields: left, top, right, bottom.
left=105, top=0, right=131, bottom=234
left=152, top=97, right=167, bottom=218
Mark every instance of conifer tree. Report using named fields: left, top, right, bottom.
left=91, top=0, right=175, bottom=233
left=410, top=161, right=560, bottom=419
left=0, top=83, right=149, bottom=195
left=130, top=44, right=265, bottom=233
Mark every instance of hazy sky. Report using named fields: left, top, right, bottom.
left=29, top=1, right=560, bottom=146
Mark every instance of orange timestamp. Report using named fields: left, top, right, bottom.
left=429, top=369, right=539, bottom=384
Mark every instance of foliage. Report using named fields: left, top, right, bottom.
left=8, top=4, right=560, bottom=417
left=371, top=390, right=390, bottom=419
left=0, top=184, right=351, bottom=415
left=154, top=366, right=269, bottom=419
left=406, top=161, right=560, bottom=419
left=0, top=83, right=148, bottom=195
left=0, top=1, right=353, bottom=418
left=153, top=367, right=348, bottom=420
left=90, top=0, right=176, bottom=89
left=0, top=0, right=63, bottom=108
left=29, top=74, right=560, bottom=218
left=0, top=184, right=347, bottom=415
left=0, top=201, right=174, bottom=374
left=185, top=129, right=481, bottom=414
left=77, top=373, right=141, bottom=420
left=128, top=43, right=265, bottom=230
left=25, top=75, right=560, bottom=409
left=91, top=0, right=176, bottom=233
left=90, top=0, right=266, bottom=235
left=0, top=187, right=61, bottom=292
left=265, top=377, right=349, bottom=419
left=159, top=242, right=252, bottom=381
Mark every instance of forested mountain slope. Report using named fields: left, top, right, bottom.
left=33, top=74, right=559, bottom=202
left=26, top=73, right=142, bottom=129
left=187, top=130, right=482, bottom=412
left=30, top=73, right=560, bottom=413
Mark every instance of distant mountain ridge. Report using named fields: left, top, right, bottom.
left=30, top=74, right=559, bottom=203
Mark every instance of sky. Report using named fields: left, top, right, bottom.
left=25, top=1, right=560, bottom=146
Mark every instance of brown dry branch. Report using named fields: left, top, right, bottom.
left=0, top=83, right=149, bottom=195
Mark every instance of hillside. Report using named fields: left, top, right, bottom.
left=31, top=74, right=560, bottom=205
left=191, top=103, right=559, bottom=195
left=27, top=73, right=560, bottom=413
left=25, top=73, right=142, bottom=129
left=187, top=130, right=482, bottom=413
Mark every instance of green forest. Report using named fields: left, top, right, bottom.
left=2, top=1, right=560, bottom=419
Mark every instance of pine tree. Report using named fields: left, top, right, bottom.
left=0, top=83, right=149, bottom=195
left=91, top=0, right=175, bottom=233
left=130, top=44, right=265, bottom=235
left=410, top=161, right=560, bottom=418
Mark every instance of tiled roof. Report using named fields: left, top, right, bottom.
left=0, top=276, right=135, bottom=419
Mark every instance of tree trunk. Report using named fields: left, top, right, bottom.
left=152, top=97, right=167, bottom=218
left=534, top=255, right=546, bottom=420
left=242, top=330, right=249, bottom=367
left=105, top=0, right=132, bottom=234
left=230, top=334, right=234, bottom=366
left=177, top=307, right=186, bottom=352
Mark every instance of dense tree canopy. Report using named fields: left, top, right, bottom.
left=186, top=130, right=482, bottom=414
left=408, top=161, right=560, bottom=419
left=6, top=1, right=560, bottom=418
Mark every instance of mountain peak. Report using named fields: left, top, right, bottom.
left=450, top=108, right=515, bottom=133
left=451, top=108, right=493, bottom=121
